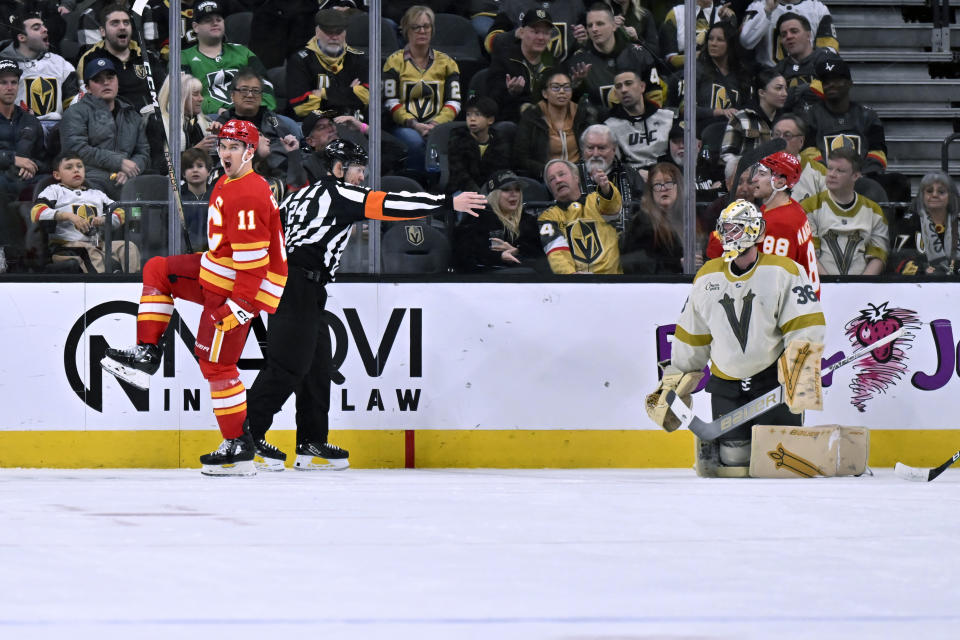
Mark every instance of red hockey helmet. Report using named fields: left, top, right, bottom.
left=218, top=119, right=260, bottom=148
left=759, top=151, right=801, bottom=188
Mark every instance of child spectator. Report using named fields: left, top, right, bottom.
left=31, top=152, right=140, bottom=272
left=447, top=96, right=511, bottom=194
left=180, top=147, right=212, bottom=251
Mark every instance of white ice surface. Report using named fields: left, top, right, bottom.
left=1, top=468, right=958, bottom=640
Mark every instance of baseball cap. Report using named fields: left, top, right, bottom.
left=0, top=58, right=21, bottom=78
left=520, top=9, right=553, bottom=29
left=301, top=109, right=341, bottom=138
left=83, top=57, right=117, bottom=83
left=816, top=55, right=851, bottom=81
left=315, top=9, right=349, bottom=32
left=669, top=123, right=684, bottom=142
left=193, top=0, right=223, bottom=21
left=483, top=169, right=523, bottom=194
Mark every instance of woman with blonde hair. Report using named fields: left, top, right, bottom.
left=891, top=172, right=960, bottom=276
left=453, top=170, right=546, bottom=274
left=620, top=162, right=702, bottom=274
left=383, top=5, right=462, bottom=171
left=158, top=72, right=216, bottom=152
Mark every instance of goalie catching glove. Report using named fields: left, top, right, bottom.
left=209, top=298, right=255, bottom=332
left=777, top=340, right=824, bottom=413
left=645, top=361, right=704, bottom=432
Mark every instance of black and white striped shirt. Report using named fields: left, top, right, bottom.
left=279, top=177, right=453, bottom=279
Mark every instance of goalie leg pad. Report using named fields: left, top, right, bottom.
left=647, top=367, right=704, bottom=432
left=778, top=340, right=825, bottom=413
left=719, top=439, right=751, bottom=466
left=694, top=436, right=720, bottom=478
left=693, top=437, right=750, bottom=477
left=749, top=424, right=870, bottom=478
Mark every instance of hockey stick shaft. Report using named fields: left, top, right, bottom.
left=895, top=450, right=960, bottom=482
left=667, top=327, right=908, bottom=441
left=131, top=2, right=194, bottom=254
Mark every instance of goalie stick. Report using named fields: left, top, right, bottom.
left=665, top=327, right=907, bottom=441
left=131, top=0, right=194, bottom=253
left=894, top=450, right=960, bottom=482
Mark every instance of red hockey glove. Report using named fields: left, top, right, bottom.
left=209, top=298, right=255, bottom=332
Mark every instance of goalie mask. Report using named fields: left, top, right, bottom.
left=717, top=199, right=765, bottom=262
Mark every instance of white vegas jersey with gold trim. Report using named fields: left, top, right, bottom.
left=672, top=252, right=826, bottom=380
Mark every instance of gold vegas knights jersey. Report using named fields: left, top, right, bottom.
left=672, top=253, right=825, bottom=381
left=383, top=50, right=461, bottom=125
left=537, top=186, right=623, bottom=274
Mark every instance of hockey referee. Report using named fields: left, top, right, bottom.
left=246, top=140, right=487, bottom=471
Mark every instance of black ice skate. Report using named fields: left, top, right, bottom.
left=200, top=433, right=256, bottom=476
left=294, top=441, right=350, bottom=471
left=100, top=343, right=162, bottom=390
left=253, top=438, right=287, bottom=472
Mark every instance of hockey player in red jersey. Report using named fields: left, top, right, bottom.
left=706, top=150, right=820, bottom=298
left=100, top=119, right=288, bottom=476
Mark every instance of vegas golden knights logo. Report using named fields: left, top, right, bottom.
left=73, top=204, right=99, bottom=220
left=599, top=84, right=618, bottom=108
left=134, top=65, right=147, bottom=79
left=710, top=84, right=737, bottom=111
left=567, top=220, right=603, bottom=264
left=718, top=290, right=755, bottom=352
left=549, top=23, right=568, bottom=60
left=824, top=134, right=861, bottom=158
left=26, top=76, right=58, bottom=116
left=402, top=80, right=441, bottom=121
left=404, top=225, right=424, bottom=246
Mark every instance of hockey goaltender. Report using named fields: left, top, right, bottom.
left=646, top=200, right=869, bottom=478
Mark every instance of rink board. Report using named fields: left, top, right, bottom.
left=1, top=280, right=958, bottom=468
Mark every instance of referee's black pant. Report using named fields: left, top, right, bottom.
left=247, top=267, right=332, bottom=445
left=706, top=360, right=802, bottom=443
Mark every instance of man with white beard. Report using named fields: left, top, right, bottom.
left=577, top=124, right=645, bottom=234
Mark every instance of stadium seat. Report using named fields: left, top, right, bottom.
left=700, top=121, right=726, bottom=160
left=468, top=67, right=488, bottom=98
left=225, top=12, right=253, bottom=46
left=854, top=175, right=888, bottom=203
left=119, top=175, right=171, bottom=263
left=425, top=121, right=467, bottom=192
left=491, top=120, right=517, bottom=144
left=514, top=176, right=551, bottom=203
left=58, top=14, right=81, bottom=64
left=432, top=14, right=483, bottom=63
left=347, top=15, right=399, bottom=56
left=267, top=65, right=287, bottom=114
left=381, top=221, right=451, bottom=274
left=380, top=175, right=424, bottom=193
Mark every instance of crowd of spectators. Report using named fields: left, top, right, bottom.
left=0, top=0, right=953, bottom=279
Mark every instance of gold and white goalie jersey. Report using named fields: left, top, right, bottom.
left=672, top=253, right=826, bottom=381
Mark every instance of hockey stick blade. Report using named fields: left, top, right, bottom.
left=894, top=450, right=960, bottom=482
left=665, top=327, right=908, bottom=442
